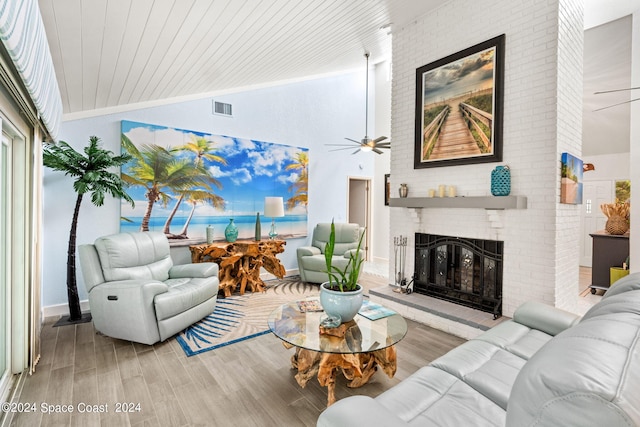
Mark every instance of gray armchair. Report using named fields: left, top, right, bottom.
left=78, top=231, right=219, bottom=345
left=296, top=222, right=364, bottom=283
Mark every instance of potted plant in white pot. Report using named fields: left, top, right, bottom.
left=320, top=220, right=366, bottom=323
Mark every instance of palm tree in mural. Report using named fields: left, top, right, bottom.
left=162, top=136, right=227, bottom=235
left=121, top=135, right=218, bottom=232
left=177, top=191, right=225, bottom=237
left=285, top=151, right=309, bottom=209
left=43, top=136, right=134, bottom=324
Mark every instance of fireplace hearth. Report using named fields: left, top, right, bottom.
left=414, top=233, right=503, bottom=318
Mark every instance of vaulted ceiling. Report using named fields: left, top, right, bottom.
left=39, top=0, right=640, bottom=125
left=38, top=0, right=443, bottom=118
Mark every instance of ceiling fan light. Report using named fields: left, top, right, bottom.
left=361, top=145, right=373, bottom=152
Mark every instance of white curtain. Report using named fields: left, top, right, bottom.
left=0, top=0, right=62, bottom=140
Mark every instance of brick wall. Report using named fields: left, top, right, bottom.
left=390, top=0, right=583, bottom=316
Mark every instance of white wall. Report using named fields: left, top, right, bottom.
left=583, top=153, right=630, bottom=182
left=389, top=0, right=584, bottom=316
left=42, top=72, right=377, bottom=309
left=372, top=60, right=391, bottom=264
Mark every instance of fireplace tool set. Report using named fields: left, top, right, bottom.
left=394, top=235, right=413, bottom=294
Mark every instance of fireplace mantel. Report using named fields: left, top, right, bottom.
left=389, top=195, right=527, bottom=210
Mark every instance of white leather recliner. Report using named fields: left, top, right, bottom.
left=296, top=222, right=364, bottom=283
left=78, top=231, right=219, bottom=345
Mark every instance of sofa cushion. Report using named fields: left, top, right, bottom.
left=95, top=232, right=173, bottom=282
left=601, top=271, right=640, bottom=299
left=376, top=366, right=506, bottom=426
left=154, top=277, right=218, bottom=321
left=476, top=320, right=555, bottom=360
left=506, top=311, right=640, bottom=426
left=429, top=340, right=525, bottom=410
left=581, top=289, right=640, bottom=323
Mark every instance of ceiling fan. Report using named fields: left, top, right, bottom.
left=326, top=52, right=391, bottom=154
left=593, top=86, right=640, bottom=112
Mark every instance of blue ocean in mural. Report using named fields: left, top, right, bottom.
left=120, top=214, right=307, bottom=240
left=120, top=120, right=309, bottom=240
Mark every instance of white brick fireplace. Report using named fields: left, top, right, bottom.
left=387, top=0, right=584, bottom=319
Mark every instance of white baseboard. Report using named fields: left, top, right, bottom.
left=42, top=300, right=91, bottom=319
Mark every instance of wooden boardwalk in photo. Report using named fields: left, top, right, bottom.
left=429, top=96, right=480, bottom=160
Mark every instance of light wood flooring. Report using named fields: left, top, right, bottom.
left=8, top=273, right=466, bottom=427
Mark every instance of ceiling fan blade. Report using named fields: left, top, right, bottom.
left=594, top=87, right=640, bottom=95
left=593, top=96, right=640, bottom=112
left=345, top=137, right=361, bottom=144
left=376, top=142, right=391, bottom=148
left=372, top=147, right=384, bottom=154
left=372, top=135, right=388, bottom=143
left=352, top=149, right=361, bottom=155
left=326, top=143, right=358, bottom=147
left=329, top=146, right=361, bottom=152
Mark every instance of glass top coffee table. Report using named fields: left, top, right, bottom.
left=268, top=299, right=408, bottom=406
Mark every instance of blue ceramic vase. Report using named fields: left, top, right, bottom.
left=491, top=165, right=511, bottom=196
left=225, top=218, right=238, bottom=242
left=319, top=282, right=364, bottom=322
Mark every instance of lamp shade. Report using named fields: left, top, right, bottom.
left=264, top=197, right=285, bottom=217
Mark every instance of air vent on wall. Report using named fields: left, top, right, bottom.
left=213, top=101, right=232, bottom=116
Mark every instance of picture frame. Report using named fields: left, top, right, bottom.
left=384, top=174, right=390, bottom=206
left=415, top=34, right=505, bottom=169
left=560, top=152, right=583, bottom=204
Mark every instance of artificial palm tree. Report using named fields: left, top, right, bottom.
left=43, top=136, right=134, bottom=324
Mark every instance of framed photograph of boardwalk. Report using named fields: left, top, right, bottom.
left=414, top=34, right=505, bottom=169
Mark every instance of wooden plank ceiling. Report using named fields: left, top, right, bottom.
left=38, top=0, right=444, bottom=117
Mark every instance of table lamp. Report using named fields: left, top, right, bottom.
left=264, top=196, right=285, bottom=239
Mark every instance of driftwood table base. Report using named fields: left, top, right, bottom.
left=189, top=240, right=286, bottom=297
left=284, top=342, right=398, bottom=407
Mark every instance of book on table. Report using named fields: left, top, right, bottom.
left=358, top=300, right=396, bottom=320
left=296, top=298, right=323, bottom=312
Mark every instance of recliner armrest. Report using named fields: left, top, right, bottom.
left=169, top=263, right=219, bottom=279
left=513, top=301, right=580, bottom=336
left=343, top=248, right=364, bottom=259
left=297, top=246, right=321, bottom=257
left=89, top=279, right=169, bottom=302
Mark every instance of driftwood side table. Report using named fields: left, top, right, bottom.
left=189, top=239, right=286, bottom=297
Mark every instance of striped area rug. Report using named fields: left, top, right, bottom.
left=176, top=276, right=319, bottom=356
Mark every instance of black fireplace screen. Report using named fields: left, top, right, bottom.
left=414, top=233, right=503, bottom=318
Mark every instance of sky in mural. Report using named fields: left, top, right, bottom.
left=120, top=120, right=308, bottom=240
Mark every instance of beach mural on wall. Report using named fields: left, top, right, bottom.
left=120, top=120, right=308, bottom=241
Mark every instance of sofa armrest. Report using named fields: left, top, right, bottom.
left=169, top=262, right=219, bottom=279
left=297, top=246, right=321, bottom=257
left=513, top=301, right=580, bottom=336
left=317, top=396, right=409, bottom=427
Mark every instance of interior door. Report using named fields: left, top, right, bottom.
left=580, top=180, right=613, bottom=266
left=348, top=178, right=370, bottom=260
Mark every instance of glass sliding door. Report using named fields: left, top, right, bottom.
left=0, top=131, right=10, bottom=401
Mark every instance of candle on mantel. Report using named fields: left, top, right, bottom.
left=428, top=189, right=436, bottom=197
left=448, top=186, right=456, bottom=197
left=438, top=185, right=445, bottom=198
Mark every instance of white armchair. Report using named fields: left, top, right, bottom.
left=78, top=231, right=219, bottom=345
left=296, top=222, right=364, bottom=283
